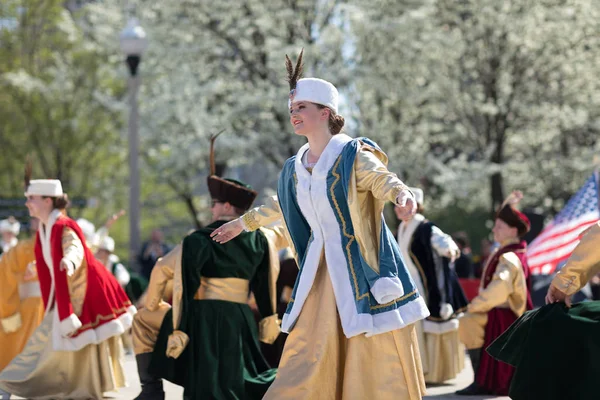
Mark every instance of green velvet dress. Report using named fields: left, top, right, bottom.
left=487, top=302, right=600, bottom=400
left=149, top=220, right=277, bottom=399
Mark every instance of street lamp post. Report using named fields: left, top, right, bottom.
left=120, top=18, right=148, bottom=268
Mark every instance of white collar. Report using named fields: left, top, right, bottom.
left=398, top=213, right=425, bottom=238
left=295, top=134, right=353, bottom=180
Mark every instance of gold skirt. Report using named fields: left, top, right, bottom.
left=264, top=258, right=426, bottom=400
left=423, top=328, right=465, bottom=383
left=0, top=312, right=126, bottom=399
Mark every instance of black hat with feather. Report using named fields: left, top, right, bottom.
left=206, top=132, right=258, bottom=211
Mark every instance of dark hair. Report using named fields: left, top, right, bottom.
left=43, top=194, right=70, bottom=210
left=453, top=231, right=470, bottom=248
left=316, top=104, right=345, bottom=135
left=233, top=206, right=246, bottom=217
left=416, top=203, right=425, bottom=214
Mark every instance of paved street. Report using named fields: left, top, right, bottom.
left=104, top=353, right=508, bottom=400
left=12, top=353, right=508, bottom=399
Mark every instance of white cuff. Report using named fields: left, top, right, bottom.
left=59, top=257, right=76, bottom=277
left=59, top=313, right=83, bottom=337
left=422, top=318, right=459, bottom=334
left=1, top=312, right=22, bottom=333
left=439, top=303, right=454, bottom=320
left=370, top=276, right=405, bottom=304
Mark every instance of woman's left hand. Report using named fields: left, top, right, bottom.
left=395, top=189, right=417, bottom=220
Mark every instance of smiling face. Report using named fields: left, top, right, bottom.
left=289, top=101, right=330, bottom=136
left=25, top=195, right=53, bottom=223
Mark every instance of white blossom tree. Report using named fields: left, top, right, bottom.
left=350, top=0, right=600, bottom=215
left=83, top=0, right=349, bottom=227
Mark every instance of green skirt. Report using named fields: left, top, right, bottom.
left=487, top=302, right=600, bottom=400
left=149, top=300, right=277, bottom=400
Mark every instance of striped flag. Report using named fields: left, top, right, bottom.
left=528, top=171, right=600, bottom=275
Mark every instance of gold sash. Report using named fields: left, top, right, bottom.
left=193, top=277, right=249, bottom=304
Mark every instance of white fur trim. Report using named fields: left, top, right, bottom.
left=370, top=276, right=405, bottom=304
left=282, top=134, right=429, bottom=338
left=397, top=214, right=427, bottom=299
left=39, top=209, right=62, bottom=317
left=24, top=179, right=63, bottom=197
left=52, top=305, right=136, bottom=351
left=439, top=303, right=454, bottom=320
left=59, top=313, right=83, bottom=336
left=289, top=78, right=339, bottom=113
left=422, top=318, right=459, bottom=335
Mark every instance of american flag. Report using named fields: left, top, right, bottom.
left=528, top=171, right=600, bottom=275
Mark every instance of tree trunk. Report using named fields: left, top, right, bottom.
left=182, top=193, right=202, bottom=230
left=490, top=172, right=504, bottom=214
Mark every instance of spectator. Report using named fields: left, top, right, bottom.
left=473, top=238, right=493, bottom=278
left=137, top=229, right=170, bottom=281
left=453, top=231, right=475, bottom=278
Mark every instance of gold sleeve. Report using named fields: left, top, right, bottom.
left=354, top=145, right=409, bottom=204
left=145, top=244, right=180, bottom=312
left=62, top=227, right=85, bottom=274
left=257, top=227, right=284, bottom=344
left=62, top=228, right=87, bottom=316
left=241, top=195, right=283, bottom=232
left=468, top=254, right=520, bottom=314
left=552, top=222, right=600, bottom=295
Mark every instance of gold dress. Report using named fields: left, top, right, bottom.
left=0, top=238, right=44, bottom=372
left=396, top=215, right=465, bottom=383
left=265, top=253, right=425, bottom=400
left=241, top=136, right=427, bottom=400
left=0, top=227, right=126, bottom=399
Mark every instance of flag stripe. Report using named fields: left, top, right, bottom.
left=527, top=217, right=598, bottom=258
left=528, top=173, right=600, bottom=275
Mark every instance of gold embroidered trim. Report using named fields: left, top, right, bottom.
left=426, top=306, right=468, bottom=321
left=330, top=155, right=414, bottom=310
left=241, top=211, right=260, bottom=232
left=330, top=156, right=370, bottom=303
left=76, top=302, right=133, bottom=332
left=370, top=290, right=418, bottom=310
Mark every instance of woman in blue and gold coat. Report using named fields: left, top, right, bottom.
left=212, top=50, right=430, bottom=400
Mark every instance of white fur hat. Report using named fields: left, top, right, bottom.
left=289, top=78, right=339, bottom=114
left=76, top=218, right=96, bottom=243
left=98, top=236, right=115, bottom=253
left=24, top=179, right=63, bottom=197
left=410, top=187, right=424, bottom=205
left=0, top=217, right=20, bottom=235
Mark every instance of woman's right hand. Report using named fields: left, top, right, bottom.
left=211, top=219, right=244, bottom=244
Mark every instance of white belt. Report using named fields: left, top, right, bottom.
left=19, top=282, right=42, bottom=299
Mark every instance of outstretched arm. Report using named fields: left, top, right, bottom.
left=547, top=222, right=600, bottom=306
left=212, top=196, right=282, bottom=244
left=354, top=145, right=416, bottom=219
